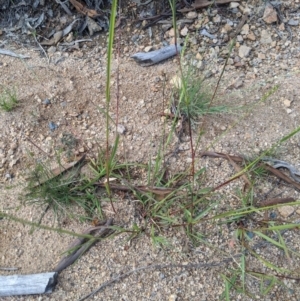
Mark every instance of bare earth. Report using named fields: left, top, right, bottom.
left=1, top=3, right=300, bottom=300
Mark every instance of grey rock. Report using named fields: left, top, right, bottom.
left=9, top=158, right=19, bottom=168
left=260, top=29, right=273, bottom=44
left=87, top=16, right=102, bottom=36
left=203, top=70, right=212, bottom=78
left=263, top=3, right=278, bottom=24
left=43, top=98, right=51, bottom=105
left=47, top=46, right=56, bottom=53
left=288, top=19, right=299, bottom=26
left=234, top=79, right=243, bottom=88
left=238, top=45, right=251, bottom=58
left=197, top=60, right=205, bottom=70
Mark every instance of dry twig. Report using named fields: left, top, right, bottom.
left=78, top=258, right=234, bottom=301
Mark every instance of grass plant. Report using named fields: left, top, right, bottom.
left=0, top=87, right=18, bottom=111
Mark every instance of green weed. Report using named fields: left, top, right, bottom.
left=0, top=87, right=18, bottom=112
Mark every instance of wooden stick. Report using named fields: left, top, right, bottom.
left=0, top=272, right=57, bottom=296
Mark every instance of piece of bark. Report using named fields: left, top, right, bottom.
left=0, top=272, right=57, bottom=296
left=131, top=44, right=182, bottom=66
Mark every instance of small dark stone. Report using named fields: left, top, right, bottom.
left=49, top=121, right=58, bottom=131
left=43, top=99, right=51, bottom=105
left=246, top=231, right=254, bottom=239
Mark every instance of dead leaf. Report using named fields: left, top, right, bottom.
left=40, top=30, right=63, bottom=46
left=69, top=0, right=101, bottom=18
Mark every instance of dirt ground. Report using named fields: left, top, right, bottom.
left=1, top=1, right=300, bottom=300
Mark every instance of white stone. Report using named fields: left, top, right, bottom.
left=186, top=11, right=197, bottom=19
left=117, top=124, right=126, bottom=135
left=180, top=26, right=188, bottom=36
left=278, top=206, right=295, bottom=218
left=229, top=2, right=239, bottom=8
left=238, top=45, right=251, bottom=58
left=144, top=46, right=153, bottom=52
left=283, top=99, right=291, bottom=107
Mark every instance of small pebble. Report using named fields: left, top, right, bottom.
left=117, top=124, right=126, bottom=135
left=49, top=121, right=58, bottom=131
left=43, top=99, right=51, bottom=105
left=278, top=206, right=295, bottom=218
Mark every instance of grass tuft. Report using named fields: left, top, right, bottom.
left=0, top=87, right=18, bottom=112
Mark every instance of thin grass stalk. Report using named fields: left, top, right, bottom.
left=168, top=0, right=195, bottom=179
left=105, top=0, right=118, bottom=213
left=197, top=38, right=235, bottom=153
left=115, top=0, right=122, bottom=130
left=0, top=211, right=103, bottom=241
left=169, top=0, right=195, bottom=232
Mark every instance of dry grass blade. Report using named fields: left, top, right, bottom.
left=262, top=163, right=300, bottom=190
left=258, top=198, right=296, bottom=207
left=27, top=154, right=86, bottom=187
left=225, top=154, right=251, bottom=188
left=96, top=182, right=174, bottom=197
left=54, top=218, right=113, bottom=273
left=201, top=151, right=244, bottom=163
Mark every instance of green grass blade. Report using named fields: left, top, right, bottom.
left=253, top=231, right=287, bottom=250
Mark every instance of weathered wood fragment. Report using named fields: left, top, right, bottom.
left=131, top=44, right=182, bottom=66
left=0, top=272, right=57, bottom=296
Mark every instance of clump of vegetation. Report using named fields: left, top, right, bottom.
left=60, top=132, right=78, bottom=160
left=172, top=68, right=229, bottom=123
left=0, top=87, right=18, bottom=112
